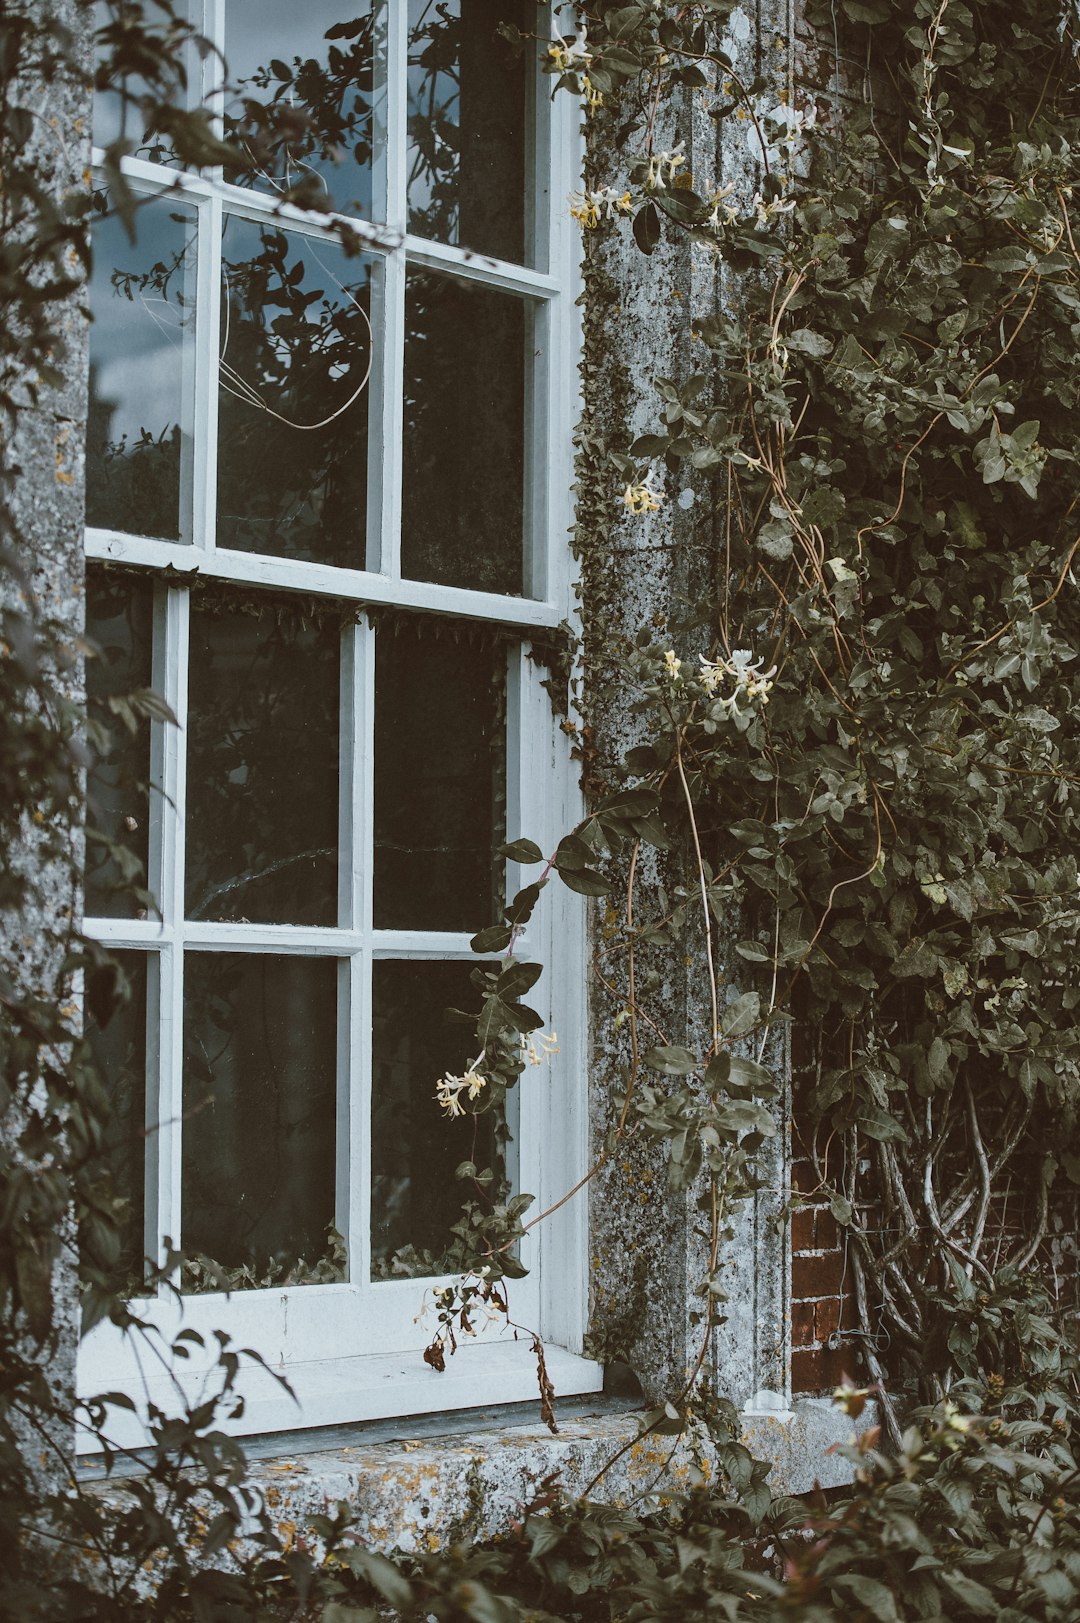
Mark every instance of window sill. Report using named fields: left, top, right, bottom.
left=77, top=1340, right=605, bottom=1456
left=80, top=1395, right=872, bottom=1552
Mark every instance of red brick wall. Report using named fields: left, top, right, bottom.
left=790, top=1153, right=862, bottom=1394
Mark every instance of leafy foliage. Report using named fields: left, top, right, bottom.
left=5, top=0, right=1080, bottom=1617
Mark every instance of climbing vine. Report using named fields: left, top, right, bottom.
left=4, top=0, right=1080, bottom=1617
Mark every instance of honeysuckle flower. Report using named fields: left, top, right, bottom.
left=752, top=190, right=796, bottom=225
left=645, top=141, right=686, bottom=191
left=570, top=187, right=634, bottom=229
left=663, top=649, right=683, bottom=680
left=698, top=647, right=777, bottom=710
left=623, top=466, right=665, bottom=514
left=592, top=185, right=634, bottom=219
left=706, top=182, right=739, bottom=229
left=526, top=1030, right=560, bottom=1067
left=435, top=1065, right=486, bottom=1117
left=547, top=23, right=592, bottom=76
left=570, top=191, right=600, bottom=229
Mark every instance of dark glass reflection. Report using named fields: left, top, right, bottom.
left=407, top=0, right=528, bottom=263
left=371, top=960, right=498, bottom=1277
left=92, top=0, right=189, bottom=164
left=87, top=195, right=196, bottom=540
left=223, top=0, right=381, bottom=218
left=183, top=954, right=338, bottom=1288
left=402, top=272, right=525, bottom=593
left=374, top=620, right=505, bottom=931
left=186, top=596, right=340, bottom=925
left=85, top=950, right=149, bottom=1288
left=85, top=568, right=156, bottom=919
left=217, top=219, right=373, bottom=566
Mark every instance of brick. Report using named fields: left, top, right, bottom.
left=814, top=1210, right=839, bottom=1250
left=791, top=1345, right=858, bottom=1394
left=791, top=1158, right=818, bottom=1194
left=791, top=1251, right=844, bottom=1300
left=792, top=1301, right=816, bottom=1347
left=815, top=1299, right=841, bottom=1342
left=791, top=1207, right=816, bottom=1251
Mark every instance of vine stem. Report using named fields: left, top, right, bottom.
left=674, top=735, right=719, bottom=1046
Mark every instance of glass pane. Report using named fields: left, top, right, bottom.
left=402, top=272, right=525, bottom=594
left=92, top=0, right=190, bottom=164
left=182, top=954, right=339, bottom=1289
left=85, top=950, right=149, bottom=1289
left=186, top=596, right=340, bottom=925
left=87, top=194, right=196, bottom=540
left=222, top=0, right=382, bottom=219
left=84, top=568, right=156, bottom=919
left=371, top=960, right=499, bottom=1278
left=374, top=621, right=505, bottom=931
left=217, top=219, right=374, bottom=567
left=407, top=0, right=528, bottom=264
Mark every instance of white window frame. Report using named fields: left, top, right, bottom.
left=78, top=0, right=598, bottom=1453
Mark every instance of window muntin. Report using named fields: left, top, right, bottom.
left=80, top=1, right=590, bottom=1445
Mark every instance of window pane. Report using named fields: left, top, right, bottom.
left=182, top=954, right=339, bottom=1290
left=402, top=272, right=525, bottom=594
left=92, top=0, right=190, bottom=165
left=407, top=0, right=528, bottom=264
left=371, top=960, right=499, bottom=1278
left=217, top=220, right=374, bottom=567
left=87, top=194, right=196, bottom=540
left=374, top=621, right=505, bottom=931
left=85, top=950, right=149, bottom=1290
left=185, top=596, right=340, bottom=925
left=222, top=0, right=382, bottom=219
left=85, top=568, right=156, bottom=919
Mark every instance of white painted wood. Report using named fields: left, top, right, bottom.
left=77, top=1338, right=603, bottom=1455
left=79, top=1, right=592, bottom=1434
left=402, top=237, right=559, bottom=298
left=85, top=529, right=563, bottom=625
left=154, top=586, right=189, bottom=1273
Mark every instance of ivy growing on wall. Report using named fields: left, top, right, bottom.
left=4, top=0, right=1080, bottom=1617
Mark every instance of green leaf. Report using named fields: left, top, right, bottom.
left=341, top=1549, right=414, bottom=1611
left=470, top=925, right=513, bottom=954
left=633, top=202, right=661, bottom=255
left=556, top=865, right=611, bottom=897
left=497, top=838, right=544, bottom=864
left=505, top=882, right=542, bottom=924
left=720, top=992, right=760, bottom=1038
left=830, top=1573, right=899, bottom=1619
left=727, top=1055, right=773, bottom=1091
left=497, top=960, right=543, bottom=999
left=644, top=1045, right=698, bottom=1075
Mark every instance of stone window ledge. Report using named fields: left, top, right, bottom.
left=80, top=1397, right=871, bottom=1553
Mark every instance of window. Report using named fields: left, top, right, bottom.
left=79, top=1, right=597, bottom=1450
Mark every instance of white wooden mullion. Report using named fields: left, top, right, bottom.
left=369, top=0, right=408, bottom=580
left=152, top=586, right=189, bottom=1278
left=195, top=188, right=222, bottom=554
left=82, top=917, right=173, bottom=947
left=183, top=924, right=360, bottom=953
left=384, top=0, right=408, bottom=238
left=338, top=621, right=366, bottom=1281
left=370, top=931, right=528, bottom=959
left=401, top=238, right=558, bottom=298
left=86, top=530, right=561, bottom=625
left=369, top=252, right=404, bottom=578
left=353, top=620, right=377, bottom=1285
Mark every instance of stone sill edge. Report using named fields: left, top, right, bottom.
left=188, top=1398, right=874, bottom=1554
